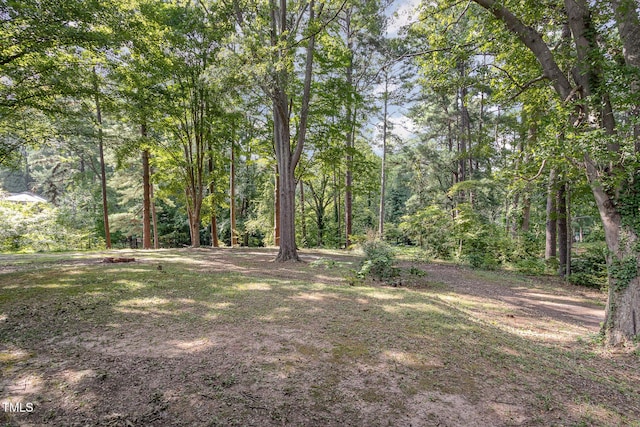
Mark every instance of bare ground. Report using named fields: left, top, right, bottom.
left=0, top=248, right=638, bottom=426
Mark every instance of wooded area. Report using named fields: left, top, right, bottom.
left=1, top=0, right=639, bottom=345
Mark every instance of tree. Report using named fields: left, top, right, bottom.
left=0, top=0, right=113, bottom=163
left=155, top=1, right=232, bottom=247
left=232, top=0, right=328, bottom=260
left=467, top=0, right=640, bottom=344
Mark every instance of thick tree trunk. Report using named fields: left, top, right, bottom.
left=142, top=148, right=152, bottom=249
left=276, top=161, right=298, bottom=260
left=186, top=187, right=201, bottom=248
left=271, top=0, right=316, bottom=262
left=344, top=10, right=354, bottom=249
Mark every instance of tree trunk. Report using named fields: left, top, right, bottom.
left=545, top=169, right=557, bottom=261
left=344, top=10, right=354, bottom=249
left=378, top=70, right=389, bottom=239
left=300, top=179, right=306, bottom=246
left=142, top=148, right=152, bottom=249
left=93, top=67, right=111, bottom=249
left=150, top=169, right=159, bottom=249
left=557, top=181, right=568, bottom=277
left=271, top=0, right=316, bottom=262
left=186, top=187, right=201, bottom=248
left=230, top=139, right=237, bottom=247
left=274, top=168, right=280, bottom=246
left=141, top=123, right=152, bottom=249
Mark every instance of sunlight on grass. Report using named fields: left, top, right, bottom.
left=0, top=348, right=30, bottom=363
left=234, top=282, right=272, bottom=291
left=169, top=338, right=214, bottom=353
left=439, top=293, right=506, bottom=311
left=362, top=290, right=404, bottom=300
left=119, top=297, right=170, bottom=307
left=290, top=292, right=343, bottom=302
left=112, top=279, right=146, bottom=290
left=382, top=350, right=443, bottom=368
left=2, top=374, right=43, bottom=401
left=397, top=302, right=449, bottom=314
left=60, top=369, right=95, bottom=385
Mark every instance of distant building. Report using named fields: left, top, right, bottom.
left=2, top=192, right=48, bottom=203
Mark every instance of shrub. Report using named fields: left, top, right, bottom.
left=514, top=258, right=546, bottom=275
left=570, top=243, right=608, bottom=289
left=357, top=237, right=398, bottom=280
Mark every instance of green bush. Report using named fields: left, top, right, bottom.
left=357, top=237, right=398, bottom=280
left=570, top=243, right=608, bottom=289
left=514, top=258, right=546, bottom=275
left=400, top=205, right=455, bottom=260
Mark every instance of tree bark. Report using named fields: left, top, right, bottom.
left=610, top=0, right=640, bottom=150
left=378, top=69, right=389, bottom=239
left=93, top=67, right=111, bottom=249
left=141, top=123, right=152, bottom=249
left=300, top=179, right=307, bottom=246
left=557, top=181, right=568, bottom=277
left=230, top=139, right=237, bottom=247
left=142, top=148, right=152, bottom=249
left=274, top=168, right=280, bottom=246
left=271, top=0, right=316, bottom=261
left=344, top=8, right=354, bottom=249
left=150, top=168, right=159, bottom=249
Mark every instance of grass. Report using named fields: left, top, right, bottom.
left=0, top=248, right=638, bottom=426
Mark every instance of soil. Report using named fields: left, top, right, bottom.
left=0, top=248, right=637, bottom=427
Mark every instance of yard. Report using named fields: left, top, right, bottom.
left=0, top=248, right=638, bottom=426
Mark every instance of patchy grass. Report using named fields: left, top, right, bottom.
left=0, top=248, right=638, bottom=426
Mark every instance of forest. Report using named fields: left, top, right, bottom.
left=1, top=0, right=639, bottom=347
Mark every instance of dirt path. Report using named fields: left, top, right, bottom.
left=418, top=262, right=605, bottom=337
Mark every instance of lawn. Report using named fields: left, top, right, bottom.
left=0, top=248, right=638, bottom=426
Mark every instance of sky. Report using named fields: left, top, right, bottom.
left=385, top=0, right=422, bottom=38
left=367, top=0, right=423, bottom=152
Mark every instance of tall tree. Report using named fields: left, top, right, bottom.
left=92, top=67, right=112, bottom=249
left=467, top=0, right=640, bottom=344
left=232, top=0, right=330, bottom=260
